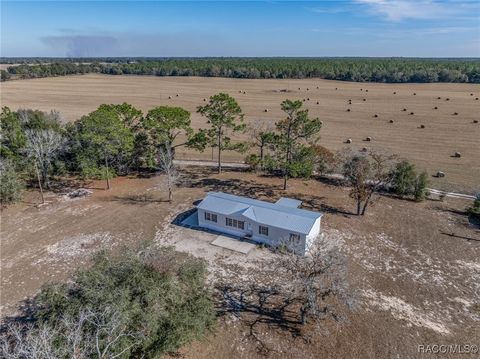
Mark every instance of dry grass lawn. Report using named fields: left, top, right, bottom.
left=1, top=74, right=479, bottom=192
left=1, top=168, right=479, bottom=358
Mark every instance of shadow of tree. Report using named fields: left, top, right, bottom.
left=181, top=176, right=279, bottom=200
left=215, top=283, right=303, bottom=355
left=440, top=231, right=480, bottom=242
left=289, top=192, right=354, bottom=217
left=178, top=169, right=352, bottom=217
left=0, top=297, right=38, bottom=331
left=108, top=193, right=169, bottom=205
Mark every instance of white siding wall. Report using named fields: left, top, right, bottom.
left=306, top=217, right=321, bottom=249
left=197, top=208, right=315, bottom=256
left=197, top=209, right=247, bottom=237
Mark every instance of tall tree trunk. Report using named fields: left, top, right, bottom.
left=283, top=145, right=290, bottom=190
left=35, top=163, right=44, bottom=204
left=41, top=161, right=49, bottom=189
left=217, top=133, right=222, bottom=174
left=260, top=145, right=264, bottom=171
left=168, top=177, right=173, bottom=202
left=104, top=153, right=110, bottom=190
left=283, top=126, right=292, bottom=191
left=361, top=190, right=374, bottom=215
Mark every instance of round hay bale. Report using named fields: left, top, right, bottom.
left=454, top=152, right=461, bottom=158
left=365, top=136, right=372, bottom=141
left=373, top=114, right=378, bottom=118
left=168, top=96, right=172, bottom=99
left=420, top=124, right=425, bottom=129
left=239, top=90, right=242, bottom=93
left=389, top=119, right=394, bottom=123
left=346, top=138, right=352, bottom=144
left=403, top=108, right=407, bottom=111
left=264, top=109, right=269, bottom=112
left=436, top=171, right=445, bottom=178
left=346, top=108, right=351, bottom=112
left=473, top=119, right=479, bottom=123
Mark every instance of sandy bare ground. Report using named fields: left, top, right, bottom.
left=1, top=168, right=479, bottom=358
left=1, top=74, right=479, bottom=193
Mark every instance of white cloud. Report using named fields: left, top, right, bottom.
left=355, top=0, right=477, bottom=21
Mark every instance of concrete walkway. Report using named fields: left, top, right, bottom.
left=211, top=235, right=256, bottom=254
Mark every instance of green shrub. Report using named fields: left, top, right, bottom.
left=21, top=246, right=216, bottom=358
left=390, top=160, right=429, bottom=202
left=80, top=164, right=116, bottom=180
left=391, top=160, right=416, bottom=197
left=245, top=154, right=260, bottom=171
left=467, top=194, right=480, bottom=220
left=413, top=171, right=429, bottom=202
left=0, top=159, right=24, bottom=206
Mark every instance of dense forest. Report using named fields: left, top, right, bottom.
left=1, top=57, right=479, bottom=83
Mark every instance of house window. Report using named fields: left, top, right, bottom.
left=226, top=217, right=245, bottom=230
left=205, top=212, right=217, bottom=223
left=289, top=233, right=300, bottom=243
left=259, top=226, right=269, bottom=236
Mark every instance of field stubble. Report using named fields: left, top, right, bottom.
left=1, top=74, right=479, bottom=192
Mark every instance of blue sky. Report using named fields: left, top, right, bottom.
left=1, top=1, right=479, bottom=57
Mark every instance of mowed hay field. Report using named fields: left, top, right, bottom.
left=1, top=74, right=479, bottom=192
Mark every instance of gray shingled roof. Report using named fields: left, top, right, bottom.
left=197, top=192, right=322, bottom=235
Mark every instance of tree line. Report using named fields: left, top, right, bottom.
left=1, top=94, right=439, bottom=215
left=2, top=57, right=479, bottom=83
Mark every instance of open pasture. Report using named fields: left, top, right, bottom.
left=1, top=74, right=479, bottom=192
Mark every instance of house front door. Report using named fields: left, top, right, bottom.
left=246, top=222, right=253, bottom=236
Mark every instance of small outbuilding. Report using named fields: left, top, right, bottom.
left=197, top=192, right=322, bottom=255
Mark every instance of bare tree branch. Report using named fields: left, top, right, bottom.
left=158, top=144, right=179, bottom=202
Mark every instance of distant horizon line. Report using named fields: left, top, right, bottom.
left=1, top=56, right=479, bottom=60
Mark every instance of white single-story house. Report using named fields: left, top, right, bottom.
left=196, top=192, right=322, bottom=255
